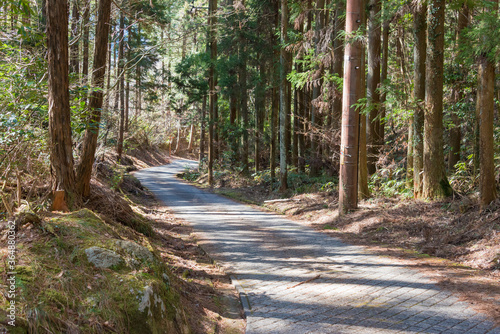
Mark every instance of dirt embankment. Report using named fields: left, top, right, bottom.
left=0, top=149, right=245, bottom=334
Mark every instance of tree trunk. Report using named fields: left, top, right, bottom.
left=136, top=24, right=142, bottom=116
left=47, top=0, right=76, bottom=201
left=412, top=1, right=426, bottom=197
left=448, top=4, right=469, bottom=170
left=478, top=55, right=497, bottom=208
left=199, top=95, right=207, bottom=164
left=367, top=0, right=381, bottom=175
left=240, top=17, right=249, bottom=175
left=380, top=19, right=389, bottom=144
left=358, top=0, right=369, bottom=199
left=310, top=0, right=325, bottom=177
left=76, top=0, right=112, bottom=197
left=279, top=0, right=289, bottom=191
left=82, top=0, right=90, bottom=84
left=423, top=0, right=451, bottom=199
left=116, top=10, right=125, bottom=161
left=70, top=0, right=80, bottom=75
left=270, top=2, right=279, bottom=187
left=478, top=0, right=498, bottom=208
left=208, top=0, right=218, bottom=186
left=339, top=0, right=364, bottom=214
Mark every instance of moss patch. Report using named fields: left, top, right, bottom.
left=0, top=209, right=190, bottom=334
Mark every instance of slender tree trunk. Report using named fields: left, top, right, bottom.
left=358, top=0, right=369, bottom=199
left=82, top=0, right=90, bottom=84
left=478, top=0, right=498, bottom=209
left=208, top=0, right=218, bottom=185
left=70, top=0, right=80, bottom=75
left=76, top=0, right=112, bottom=197
left=47, top=0, right=76, bottom=200
left=270, top=3, right=279, bottom=187
left=423, top=0, right=451, bottom=199
left=116, top=11, right=125, bottom=161
left=279, top=0, right=289, bottom=191
left=199, top=95, right=207, bottom=164
left=310, top=0, right=325, bottom=177
left=380, top=19, right=389, bottom=144
left=339, top=0, right=363, bottom=214
left=136, top=24, right=142, bottom=116
left=412, top=1, right=426, bottom=197
left=332, top=8, right=344, bottom=131
left=255, top=57, right=266, bottom=171
left=448, top=4, right=469, bottom=170
left=367, top=0, right=381, bottom=175
left=240, top=17, right=249, bottom=174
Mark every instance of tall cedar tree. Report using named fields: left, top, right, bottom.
left=279, top=0, right=289, bottom=191
left=47, top=0, right=76, bottom=199
left=76, top=0, right=112, bottom=197
left=423, top=0, right=451, bottom=198
left=339, top=0, right=363, bottom=213
left=208, top=0, right=217, bottom=185
left=412, top=0, right=426, bottom=197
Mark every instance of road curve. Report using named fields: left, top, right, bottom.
left=135, top=159, right=499, bottom=334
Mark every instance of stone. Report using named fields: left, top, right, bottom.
left=85, top=246, right=124, bottom=269
left=115, top=240, right=154, bottom=262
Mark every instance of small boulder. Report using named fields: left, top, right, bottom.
left=116, top=240, right=154, bottom=262
left=85, top=246, right=124, bottom=269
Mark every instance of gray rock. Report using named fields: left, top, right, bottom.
left=115, top=240, right=154, bottom=262
left=85, top=246, right=124, bottom=269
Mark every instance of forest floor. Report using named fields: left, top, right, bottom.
left=184, top=169, right=500, bottom=325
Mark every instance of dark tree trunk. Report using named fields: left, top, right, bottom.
left=309, top=0, right=325, bottom=177
left=279, top=0, right=289, bottom=191
left=199, top=94, right=207, bottom=164
left=47, top=0, right=76, bottom=201
left=208, top=0, right=218, bottom=185
left=423, top=0, right=451, bottom=199
left=448, top=4, right=468, bottom=170
left=412, top=1, right=426, bottom=197
left=339, top=0, right=363, bottom=214
left=367, top=0, right=381, bottom=175
left=70, top=0, right=80, bottom=75
left=82, top=0, right=90, bottom=83
left=116, top=11, right=125, bottom=161
left=76, top=0, right=112, bottom=197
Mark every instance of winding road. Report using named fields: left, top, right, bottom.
left=135, top=159, right=499, bottom=334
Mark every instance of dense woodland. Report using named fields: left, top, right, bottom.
left=0, top=0, right=499, bottom=216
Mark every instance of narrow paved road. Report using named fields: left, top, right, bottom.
left=135, top=159, right=499, bottom=334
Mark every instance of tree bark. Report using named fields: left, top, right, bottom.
left=70, top=0, right=80, bottom=75
left=477, top=0, right=498, bottom=209
left=358, top=0, right=369, bottom=199
left=478, top=55, right=497, bottom=209
left=199, top=94, right=207, bottom=164
left=47, top=0, right=76, bottom=200
left=310, top=0, right=325, bottom=177
left=339, top=0, right=363, bottom=214
left=412, top=0, right=426, bottom=197
left=367, top=0, right=381, bottom=175
left=82, top=0, right=90, bottom=84
left=279, top=0, right=289, bottom=191
left=448, top=4, right=468, bottom=170
left=76, top=0, right=112, bottom=197
left=423, top=0, right=451, bottom=199
left=208, top=0, right=218, bottom=186
left=116, top=10, right=125, bottom=161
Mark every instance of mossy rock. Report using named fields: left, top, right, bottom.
left=1, top=209, right=190, bottom=334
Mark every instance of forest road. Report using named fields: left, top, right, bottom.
left=135, top=158, right=499, bottom=334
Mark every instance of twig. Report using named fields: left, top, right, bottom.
left=287, top=274, right=321, bottom=289
left=264, top=198, right=300, bottom=203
